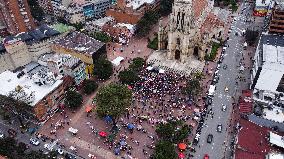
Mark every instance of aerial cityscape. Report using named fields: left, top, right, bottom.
left=0, top=0, right=283, bottom=159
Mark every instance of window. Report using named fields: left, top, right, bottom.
left=177, top=38, right=180, bottom=45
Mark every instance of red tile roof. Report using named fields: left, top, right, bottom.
left=239, top=90, right=253, bottom=113
left=192, top=0, right=208, bottom=20
left=200, top=12, right=225, bottom=35
left=235, top=119, right=284, bottom=159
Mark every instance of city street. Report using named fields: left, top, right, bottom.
left=193, top=2, right=264, bottom=159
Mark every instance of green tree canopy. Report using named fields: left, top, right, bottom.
left=83, top=79, right=98, bottom=95
left=28, top=0, right=45, bottom=22
left=245, top=29, right=259, bottom=45
left=0, top=95, right=34, bottom=128
left=153, top=140, right=177, bottom=159
left=159, top=0, right=174, bottom=16
left=93, top=57, right=113, bottom=80
left=183, top=78, right=202, bottom=96
left=90, top=32, right=112, bottom=43
left=156, top=121, right=191, bottom=143
left=64, top=90, right=83, bottom=109
left=118, top=69, right=139, bottom=85
left=96, top=83, right=132, bottom=125
left=135, top=10, right=160, bottom=37
left=129, top=57, right=145, bottom=72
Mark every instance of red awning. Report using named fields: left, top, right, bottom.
left=85, top=106, right=92, bottom=113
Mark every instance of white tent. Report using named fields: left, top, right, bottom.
left=244, top=42, right=248, bottom=47
left=111, top=56, right=124, bottom=66
left=159, top=69, right=165, bottom=74
left=68, top=127, right=78, bottom=134
left=146, top=66, right=153, bottom=70
left=208, top=85, right=216, bottom=96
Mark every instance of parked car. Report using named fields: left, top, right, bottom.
left=30, top=138, right=40, bottom=146
left=65, top=153, right=76, bottom=159
left=207, top=134, right=213, bottom=143
left=0, top=131, right=4, bottom=139
left=204, top=154, right=209, bottom=159
left=57, top=148, right=64, bottom=155
left=222, top=105, right=227, bottom=111
left=217, top=124, right=222, bottom=133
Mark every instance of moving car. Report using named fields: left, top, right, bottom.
left=30, top=138, right=40, bottom=146
left=222, top=104, right=227, bottom=111
left=217, top=124, right=222, bottom=133
left=207, top=134, right=213, bottom=143
left=204, top=154, right=209, bottom=159
left=225, top=86, right=229, bottom=92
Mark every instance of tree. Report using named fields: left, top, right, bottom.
left=0, top=95, right=34, bottom=128
left=90, top=32, right=112, bottom=43
left=135, top=10, right=160, bottom=37
left=245, top=29, right=259, bottom=45
left=159, top=0, right=174, bottom=16
left=129, top=57, right=145, bottom=72
left=25, top=151, right=48, bottom=159
left=64, top=90, right=83, bottom=109
left=72, top=22, right=84, bottom=31
left=93, top=57, right=113, bottom=80
left=28, top=0, right=45, bottom=22
left=147, top=36, right=158, bottom=50
left=183, top=78, right=202, bottom=96
left=118, top=69, right=140, bottom=85
left=156, top=121, right=191, bottom=143
left=156, top=122, right=176, bottom=141
left=83, top=80, right=98, bottom=95
left=153, top=140, right=177, bottom=159
left=96, top=83, right=132, bottom=126
left=0, top=137, right=18, bottom=158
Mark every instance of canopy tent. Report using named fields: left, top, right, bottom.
left=111, top=56, right=124, bottom=66
left=178, top=152, right=185, bottom=158
left=99, top=131, right=107, bottom=137
left=85, top=106, right=93, bottom=112
left=69, top=146, right=76, bottom=151
left=159, top=69, right=165, bottom=74
left=146, top=66, right=153, bottom=70
left=240, top=65, right=245, bottom=71
left=178, top=143, right=187, bottom=150
left=127, top=123, right=135, bottom=129
left=68, top=127, right=78, bottom=134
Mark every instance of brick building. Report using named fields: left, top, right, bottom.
left=0, top=0, right=36, bottom=35
left=106, top=0, right=159, bottom=24
left=269, top=2, right=284, bottom=34
left=0, top=64, right=74, bottom=121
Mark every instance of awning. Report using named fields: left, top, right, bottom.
left=111, top=56, right=124, bottom=66
left=85, top=106, right=92, bottom=112
left=159, top=69, right=165, bottom=74
left=178, top=143, right=187, bottom=150
left=146, top=66, right=153, bottom=70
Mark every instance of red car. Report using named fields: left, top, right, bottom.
left=204, top=154, right=209, bottom=159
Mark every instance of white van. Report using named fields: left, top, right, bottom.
left=208, top=85, right=216, bottom=96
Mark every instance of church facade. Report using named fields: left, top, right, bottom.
left=158, top=0, right=226, bottom=63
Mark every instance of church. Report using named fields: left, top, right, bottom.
left=157, top=0, right=226, bottom=63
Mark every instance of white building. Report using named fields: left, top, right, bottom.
left=251, top=33, right=284, bottom=105
left=85, top=16, right=114, bottom=32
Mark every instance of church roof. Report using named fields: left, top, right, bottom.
left=192, top=0, right=208, bottom=20
left=200, top=12, right=225, bottom=35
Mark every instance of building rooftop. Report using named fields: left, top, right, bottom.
left=263, top=106, right=284, bottom=123
left=235, top=119, right=284, bottom=159
left=2, top=25, right=60, bottom=45
left=87, top=16, right=114, bottom=27
left=269, top=132, right=284, bottom=148
left=39, top=53, right=83, bottom=70
left=51, top=23, right=75, bottom=33
left=52, top=31, right=105, bottom=55
left=126, top=0, right=155, bottom=10
left=255, top=34, right=284, bottom=93
left=0, top=64, right=63, bottom=106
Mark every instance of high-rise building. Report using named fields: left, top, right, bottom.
left=0, top=0, right=36, bottom=35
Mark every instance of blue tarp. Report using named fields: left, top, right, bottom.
left=127, top=123, right=135, bottom=129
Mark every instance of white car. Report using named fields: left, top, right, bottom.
left=57, top=148, right=64, bottom=155
left=44, top=143, right=53, bottom=151
left=30, top=138, right=40, bottom=146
